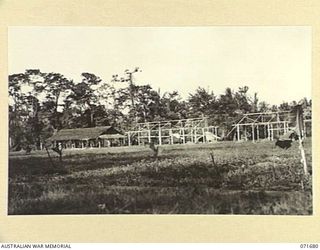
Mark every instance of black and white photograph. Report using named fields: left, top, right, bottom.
left=8, top=26, right=312, bottom=215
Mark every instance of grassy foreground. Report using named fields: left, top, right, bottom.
left=8, top=139, right=312, bottom=215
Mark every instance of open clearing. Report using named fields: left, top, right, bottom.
left=8, top=139, right=312, bottom=215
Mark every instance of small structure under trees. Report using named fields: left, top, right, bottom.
left=48, top=126, right=126, bottom=149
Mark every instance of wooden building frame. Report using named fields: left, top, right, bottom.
left=126, top=117, right=219, bottom=146
left=228, top=111, right=312, bottom=142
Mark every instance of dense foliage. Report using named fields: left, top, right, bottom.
left=8, top=68, right=312, bottom=150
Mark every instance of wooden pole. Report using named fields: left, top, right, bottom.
left=190, top=129, right=193, bottom=143
left=202, top=128, right=205, bottom=143
left=244, top=125, right=247, bottom=141
left=299, top=135, right=308, bottom=175
left=158, top=125, right=162, bottom=145
left=213, top=127, right=216, bottom=137
left=182, top=128, right=185, bottom=144
left=285, top=122, right=288, bottom=133
left=148, top=130, right=151, bottom=143
left=252, top=124, right=255, bottom=142
left=264, top=125, right=267, bottom=139
left=295, top=105, right=308, bottom=175
left=128, top=132, right=131, bottom=146
left=257, top=125, right=260, bottom=141
left=138, top=131, right=141, bottom=146
left=215, top=127, right=218, bottom=140
left=237, top=124, right=240, bottom=141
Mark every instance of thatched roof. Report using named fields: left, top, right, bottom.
left=48, top=126, right=122, bottom=141
left=99, top=134, right=127, bottom=139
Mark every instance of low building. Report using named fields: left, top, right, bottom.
left=48, top=126, right=126, bottom=148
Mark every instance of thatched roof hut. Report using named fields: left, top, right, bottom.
left=48, top=126, right=123, bottom=142
left=98, top=134, right=127, bottom=139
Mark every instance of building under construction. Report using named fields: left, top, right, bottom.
left=43, top=110, right=311, bottom=149
left=126, top=117, right=220, bottom=146
left=227, top=111, right=312, bottom=142
left=126, top=110, right=312, bottom=146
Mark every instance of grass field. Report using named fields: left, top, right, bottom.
left=8, top=139, right=312, bottom=215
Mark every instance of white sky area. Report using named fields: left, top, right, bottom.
left=8, top=26, right=311, bottom=105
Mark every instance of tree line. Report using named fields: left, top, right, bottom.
left=9, top=68, right=312, bottom=150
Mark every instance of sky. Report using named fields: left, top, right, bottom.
left=8, top=26, right=311, bottom=105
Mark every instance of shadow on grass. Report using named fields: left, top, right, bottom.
left=8, top=187, right=312, bottom=215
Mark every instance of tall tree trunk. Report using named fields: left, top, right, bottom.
left=55, top=92, right=60, bottom=129
left=90, top=111, right=94, bottom=127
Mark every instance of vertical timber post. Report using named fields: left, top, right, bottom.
left=148, top=130, right=151, bottom=144
left=264, top=125, right=267, bottom=139
left=182, top=128, right=185, bottom=144
left=252, top=124, right=255, bottom=142
left=284, top=121, right=287, bottom=134
left=158, top=124, right=162, bottom=145
left=216, top=127, right=219, bottom=140
left=237, top=124, right=240, bottom=142
left=244, top=125, right=247, bottom=141
left=202, top=128, right=205, bottom=143
left=299, top=135, right=308, bottom=175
